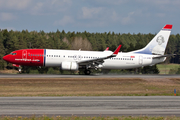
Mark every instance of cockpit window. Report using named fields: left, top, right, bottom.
left=10, top=53, right=17, bottom=55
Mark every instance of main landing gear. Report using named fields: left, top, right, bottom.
left=84, top=69, right=91, bottom=75
left=78, top=66, right=92, bottom=75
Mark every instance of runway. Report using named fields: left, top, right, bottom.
left=0, top=96, right=180, bottom=117
left=0, top=74, right=180, bottom=78
left=0, top=74, right=179, bottom=117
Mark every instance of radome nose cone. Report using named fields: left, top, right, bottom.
left=3, top=55, right=8, bottom=61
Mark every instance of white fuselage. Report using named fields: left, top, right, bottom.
left=45, top=49, right=165, bottom=69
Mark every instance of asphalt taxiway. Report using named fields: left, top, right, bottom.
left=0, top=96, right=180, bottom=117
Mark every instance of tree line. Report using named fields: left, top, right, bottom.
left=0, top=29, right=179, bottom=73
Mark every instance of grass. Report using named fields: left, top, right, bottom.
left=0, top=116, right=180, bottom=120
left=0, top=78, right=179, bottom=96
left=157, top=64, right=180, bottom=74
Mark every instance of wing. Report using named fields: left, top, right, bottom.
left=77, top=45, right=121, bottom=66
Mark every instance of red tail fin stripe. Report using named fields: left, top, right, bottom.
left=163, top=24, right=173, bottom=30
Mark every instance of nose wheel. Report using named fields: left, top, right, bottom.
left=84, top=69, right=91, bottom=75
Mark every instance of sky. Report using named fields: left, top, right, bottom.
left=0, top=0, right=179, bottom=34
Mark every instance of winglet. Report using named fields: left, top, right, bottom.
left=113, top=45, right=121, bottom=55
left=105, top=47, right=109, bottom=51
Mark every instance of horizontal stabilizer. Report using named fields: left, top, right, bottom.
left=152, top=54, right=175, bottom=59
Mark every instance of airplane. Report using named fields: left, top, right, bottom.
left=3, top=24, right=173, bottom=75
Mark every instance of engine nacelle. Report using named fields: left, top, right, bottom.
left=61, top=62, right=79, bottom=71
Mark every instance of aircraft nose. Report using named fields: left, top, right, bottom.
left=3, top=55, right=9, bottom=61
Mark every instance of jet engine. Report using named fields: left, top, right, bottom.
left=61, top=62, right=79, bottom=71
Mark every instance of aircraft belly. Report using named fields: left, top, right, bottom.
left=151, top=58, right=165, bottom=64
left=102, top=60, right=138, bottom=69
left=45, top=58, right=61, bottom=67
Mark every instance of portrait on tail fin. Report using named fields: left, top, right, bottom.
left=152, top=35, right=165, bottom=55
left=129, top=24, right=172, bottom=55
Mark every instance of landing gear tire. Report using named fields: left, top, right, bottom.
left=84, top=69, right=91, bottom=75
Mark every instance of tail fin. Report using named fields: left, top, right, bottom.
left=130, top=24, right=173, bottom=55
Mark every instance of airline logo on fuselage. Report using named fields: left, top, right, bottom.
left=15, top=59, right=40, bottom=62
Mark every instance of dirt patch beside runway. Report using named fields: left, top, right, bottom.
left=0, top=78, right=179, bottom=96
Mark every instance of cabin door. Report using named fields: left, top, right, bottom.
left=139, top=55, right=143, bottom=65
left=22, top=50, right=27, bottom=59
